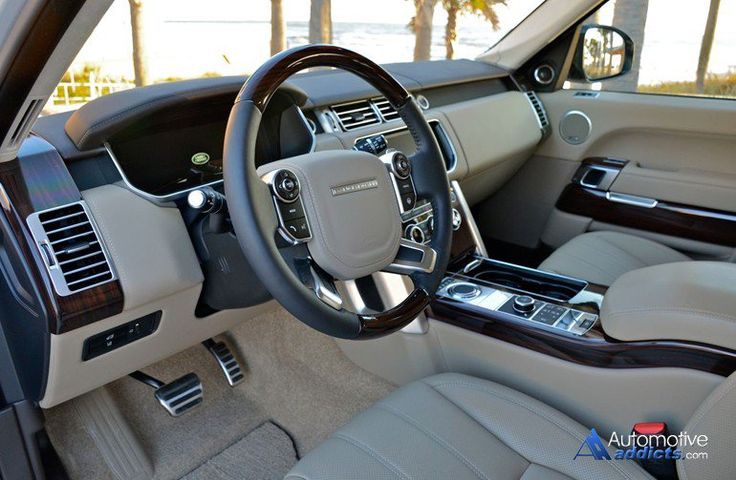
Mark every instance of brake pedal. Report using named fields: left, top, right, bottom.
left=203, top=339, right=244, bottom=386
left=130, top=371, right=203, bottom=417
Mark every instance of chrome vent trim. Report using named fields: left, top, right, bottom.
left=372, top=97, right=401, bottom=122
left=27, top=201, right=117, bottom=296
left=331, top=100, right=381, bottom=131
left=525, top=91, right=551, bottom=138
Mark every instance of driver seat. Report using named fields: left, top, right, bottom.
left=287, top=372, right=735, bottom=479
left=286, top=373, right=651, bottom=479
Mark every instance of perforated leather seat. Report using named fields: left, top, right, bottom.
left=539, top=231, right=690, bottom=286
left=286, top=373, right=653, bottom=480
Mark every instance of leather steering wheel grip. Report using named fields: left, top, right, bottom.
left=223, top=45, right=451, bottom=339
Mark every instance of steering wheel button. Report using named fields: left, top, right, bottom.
left=401, top=192, right=416, bottom=211
left=277, top=199, right=305, bottom=221
left=284, top=218, right=310, bottom=240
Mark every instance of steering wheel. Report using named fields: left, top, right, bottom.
left=223, top=45, right=452, bottom=339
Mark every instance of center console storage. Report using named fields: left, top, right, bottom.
left=462, top=257, right=587, bottom=302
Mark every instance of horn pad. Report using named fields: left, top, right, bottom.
left=259, top=150, right=401, bottom=280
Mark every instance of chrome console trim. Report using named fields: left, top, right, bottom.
left=606, top=192, right=659, bottom=209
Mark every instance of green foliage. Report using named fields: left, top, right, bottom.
left=639, top=72, right=736, bottom=98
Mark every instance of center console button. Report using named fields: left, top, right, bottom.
left=447, top=282, right=481, bottom=300
left=513, top=295, right=536, bottom=313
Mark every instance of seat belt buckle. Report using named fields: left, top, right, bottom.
left=631, top=422, right=677, bottom=480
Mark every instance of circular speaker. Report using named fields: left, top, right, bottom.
left=533, top=64, right=555, bottom=86
left=559, top=110, right=591, bottom=145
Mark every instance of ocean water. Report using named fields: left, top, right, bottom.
left=75, top=19, right=500, bottom=82
left=71, top=4, right=736, bottom=87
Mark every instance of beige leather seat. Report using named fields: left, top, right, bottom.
left=286, top=373, right=653, bottom=480
left=539, top=231, right=690, bottom=286
left=287, top=372, right=735, bottom=480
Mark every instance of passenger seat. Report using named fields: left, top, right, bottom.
left=538, top=231, right=690, bottom=286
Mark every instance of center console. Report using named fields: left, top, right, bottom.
left=437, top=257, right=599, bottom=337
left=427, top=182, right=736, bottom=376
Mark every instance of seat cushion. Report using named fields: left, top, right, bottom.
left=285, top=373, right=652, bottom=480
left=539, top=231, right=690, bottom=286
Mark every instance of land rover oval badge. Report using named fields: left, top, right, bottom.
left=191, top=152, right=210, bottom=165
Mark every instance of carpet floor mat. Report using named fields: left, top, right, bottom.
left=181, top=422, right=297, bottom=480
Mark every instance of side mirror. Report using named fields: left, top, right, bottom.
left=571, top=25, right=634, bottom=82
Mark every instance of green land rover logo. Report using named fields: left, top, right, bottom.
left=191, top=152, right=210, bottom=165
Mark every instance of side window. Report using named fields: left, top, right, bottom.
left=566, top=0, right=735, bottom=100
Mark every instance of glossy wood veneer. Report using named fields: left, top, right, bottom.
left=0, top=137, right=123, bottom=333
left=557, top=185, right=736, bottom=247
left=430, top=298, right=736, bottom=377
left=238, top=44, right=410, bottom=111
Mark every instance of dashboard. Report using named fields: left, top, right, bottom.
left=12, top=59, right=546, bottom=408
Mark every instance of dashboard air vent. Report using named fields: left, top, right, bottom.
left=27, top=202, right=116, bottom=296
left=372, top=98, right=400, bottom=122
left=525, top=91, right=550, bottom=136
left=331, top=100, right=381, bottom=131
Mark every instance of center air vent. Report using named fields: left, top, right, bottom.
left=525, top=91, right=551, bottom=137
left=331, top=100, right=381, bottom=131
left=372, top=97, right=400, bottom=122
left=27, top=202, right=116, bottom=296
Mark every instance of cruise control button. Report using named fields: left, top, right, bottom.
left=277, top=199, right=305, bottom=222
left=284, top=217, right=310, bottom=240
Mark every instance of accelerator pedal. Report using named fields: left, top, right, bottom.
left=129, top=371, right=203, bottom=417
left=203, top=339, right=245, bottom=386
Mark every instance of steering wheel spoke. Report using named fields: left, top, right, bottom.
left=383, top=238, right=437, bottom=275
left=295, top=259, right=343, bottom=310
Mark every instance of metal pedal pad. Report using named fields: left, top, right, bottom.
left=203, top=339, right=244, bottom=386
left=153, top=373, right=203, bottom=416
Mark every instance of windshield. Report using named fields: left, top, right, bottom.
left=46, top=0, right=544, bottom=114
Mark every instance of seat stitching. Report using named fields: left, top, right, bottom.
left=375, top=404, right=491, bottom=480
left=333, top=433, right=411, bottom=480
left=425, top=380, right=639, bottom=480
left=556, top=249, right=621, bottom=277
left=591, top=236, right=651, bottom=268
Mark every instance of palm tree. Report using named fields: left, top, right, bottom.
left=128, top=0, right=150, bottom=86
left=271, top=0, right=286, bottom=55
left=309, top=0, right=332, bottom=44
left=696, top=0, right=721, bottom=94
left=411, top=0, right=439, bottom=61
left=443, top=0, right=505, bottom=60
left=606, top=0, right=648, bottom=92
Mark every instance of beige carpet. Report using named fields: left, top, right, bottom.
left=45, top=307, right=394, bottom=479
